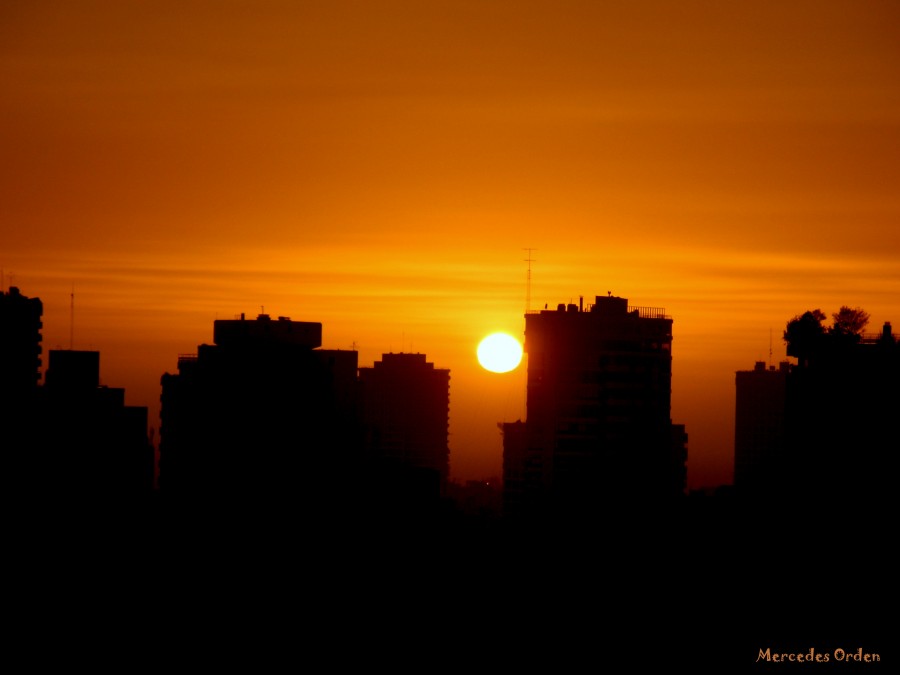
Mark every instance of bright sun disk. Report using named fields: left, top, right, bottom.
left=477, top=332, right=523, bottom=373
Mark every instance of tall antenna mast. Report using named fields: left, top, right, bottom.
left=524, top=248, right=537, bottom=313
left=70, top=284, right=75, bottom=349
left=768, top=328, right=773, bottom=366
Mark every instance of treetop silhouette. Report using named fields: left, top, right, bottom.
left=783, top=309, right=826, bottom=364
left=829, top=305, right=870, bottom=336
left=783, top=305, right=872, bottom=365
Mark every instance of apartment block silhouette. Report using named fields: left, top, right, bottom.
left=0, top=286, right=43, bottom=398
left=1, top=287, right=152, bottom=498
left=158, top=312, right=362, bottom=503
left=40, top=349, right=153, bottom=497
left=358, top=352, right=450, bottom=508
left=733, top=361, right=789, bottom=496
left=504, top=294, right=687, bottom=521
left=1, top=287, right=44, bottom=487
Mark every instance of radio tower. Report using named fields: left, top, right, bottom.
left=70, top=284, right=75, bottom=349
left=524, top=248, right=537, bottom=313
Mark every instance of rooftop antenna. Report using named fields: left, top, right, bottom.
left=524, top=248, right=537, bottom=313
left=769, top=328, right=773, bottom=366
left=70, top=283, right=75, bottom=350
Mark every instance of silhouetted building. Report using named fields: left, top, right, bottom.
left=733, top=361, right=790, bottom=496
left=2, top=289, right=151, bottom=498
left=504, top=294, right=687, bottom=521
left=358, top=352, right=450, bottom=511
left=159, top=313, right=362, bottom=505
left=782, top=321, right=898, bottom=503
left=38, top=349, right=153, bottom=497
left=45, top=349, right=100, bottom=390
left=1, top=287, right=44, bottom=489
left=0, top=286, right=43, bottom=398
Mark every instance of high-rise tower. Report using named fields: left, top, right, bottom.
left=0, top=287, right=44, bottom=487
left=505, top=294, right=686, bottom=520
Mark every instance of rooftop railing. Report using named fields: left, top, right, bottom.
left=858, top=331, right=898, bottom=344
left=626, top=305, right=670, bottom=319
left=525, top=304, right=670, bottom=319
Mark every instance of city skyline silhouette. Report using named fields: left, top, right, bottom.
left=6, top=274, right=899, bottom=494
left=2, top=3, right=896, bottom=666
left=3, top=284, right=896, bottom=518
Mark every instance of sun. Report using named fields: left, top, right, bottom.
left=477, top=332, right=523, bottom=373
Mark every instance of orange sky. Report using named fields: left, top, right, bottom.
left=3, top=0, right=899, bottom=489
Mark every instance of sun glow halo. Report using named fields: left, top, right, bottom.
left=477, top=332, right=523, bottom=373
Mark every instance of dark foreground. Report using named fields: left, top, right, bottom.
left=6, top=491, right=892, bottom=673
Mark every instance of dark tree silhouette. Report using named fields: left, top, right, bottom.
left=829, top=305, right=870, bottom=336
left=783, top=309, right=826, bottom=365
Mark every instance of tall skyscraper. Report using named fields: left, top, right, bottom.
left=504, top=294, right=686, bottom=521
left=159, top=312, right=362, bottom=504
left=358, top=352, right=450, bottom=506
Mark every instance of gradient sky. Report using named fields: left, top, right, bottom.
left=3, top=0, right=899, bottom=489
